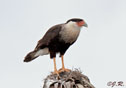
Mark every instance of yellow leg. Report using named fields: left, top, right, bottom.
left=59, top=55, right=70, bottom=72
left=53, top=57, right=59, bottom=75
left=61, top=55, right=65, bottom=70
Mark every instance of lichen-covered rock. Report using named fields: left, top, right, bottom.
left=43, top=69, right=95, bottom=88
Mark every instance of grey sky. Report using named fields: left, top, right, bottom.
left=0, top=0, right=126, bottom=88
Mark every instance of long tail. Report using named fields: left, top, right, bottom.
left=24, top=50, right=38, bottom=62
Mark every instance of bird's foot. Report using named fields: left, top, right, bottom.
left=53, top=70, right=59, bottom=74
left=58, top=68, right=71, bottom=73
left=53, top=70, right=62, bottom=79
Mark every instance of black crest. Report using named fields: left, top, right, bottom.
left=66, top=18, right=83, bottom=23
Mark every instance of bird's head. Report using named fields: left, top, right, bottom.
left=66, top=18, right=88, bottom=28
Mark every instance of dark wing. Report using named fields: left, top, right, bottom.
left=34, top=24, right=63, bottom=50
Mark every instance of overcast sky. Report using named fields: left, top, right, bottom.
left=0, top=0, right=126, bottom=88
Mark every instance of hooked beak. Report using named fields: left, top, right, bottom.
left=83, top=22, right=88, bottom=27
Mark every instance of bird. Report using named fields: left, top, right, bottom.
left=24, top=18, right=88, bottom=74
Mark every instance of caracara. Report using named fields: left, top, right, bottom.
left=24, top=18, right=88, bottom=74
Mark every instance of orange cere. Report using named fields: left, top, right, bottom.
left=77, top=21, right=85, bottom=27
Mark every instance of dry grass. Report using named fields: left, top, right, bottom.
left=43, top=69, right=95, bottom=88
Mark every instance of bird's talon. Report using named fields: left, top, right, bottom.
left=58, top=68, right=71, bottom=73
left=53, top=70, right=59, bottom=76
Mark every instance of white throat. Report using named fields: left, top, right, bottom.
left=60, top=21, right=81, bottom=43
